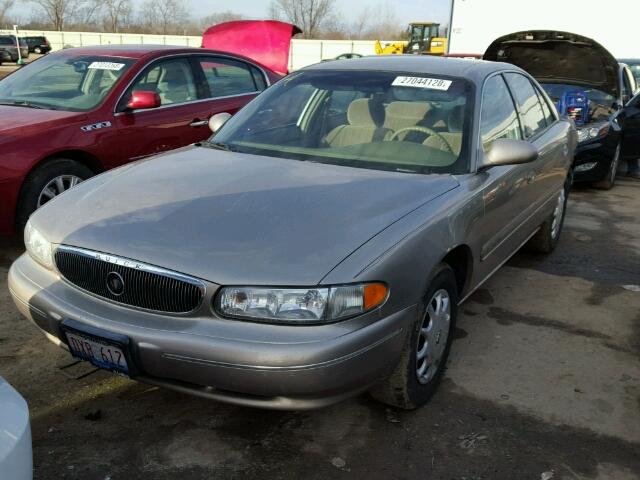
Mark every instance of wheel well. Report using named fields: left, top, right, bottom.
left=37, top=151, right=105, bottom=175
left=14, top=151, right=104, bottom=229
left=442, top=245, right=473, bottom=296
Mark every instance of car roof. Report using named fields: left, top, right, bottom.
left=52, top=44, right=205, bottom=59
left=50, top=44, right=275, bottom=72
left=304, top=55, right=521, bottom=83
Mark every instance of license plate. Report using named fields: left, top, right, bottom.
left=65, top=331, right=129, bottom=375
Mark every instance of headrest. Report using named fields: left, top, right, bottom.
left=385, top=101, right=433, bottom=121
left=448, top=105, right=464, bottom=132
left=347, top=98, right=384, bottom=126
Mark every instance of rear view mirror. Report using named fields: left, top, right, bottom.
left=127, top=90, right=161, bottom=111
left=480, top=138, right=538, bottom=170
left=209, top=112, right=232, bottom=134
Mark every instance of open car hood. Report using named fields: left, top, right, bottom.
left=202, top=20, right=301, bottom=76
left=484, top=31, right=619, bottom=97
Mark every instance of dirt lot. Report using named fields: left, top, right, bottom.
left=1, top=179, right=639, bottom=480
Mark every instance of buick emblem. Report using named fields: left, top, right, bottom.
left=106, top=272, right=125, bottom=296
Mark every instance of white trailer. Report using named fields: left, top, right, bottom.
left=447, top=0, right=639, bottom=58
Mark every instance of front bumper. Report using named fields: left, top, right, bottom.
left=572, top=132, right=619, bottom=183
left=8, top=253, right=412, bottom=410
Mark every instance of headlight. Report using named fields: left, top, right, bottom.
left=577, top=123, right=610, bottom=143
left=215, top=283, right=388, bottom=324
left=24, top=220, right=53, bottom=269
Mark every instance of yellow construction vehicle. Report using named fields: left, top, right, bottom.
left=375, top=22, right=447, bottom=56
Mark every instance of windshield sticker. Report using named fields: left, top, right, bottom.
left=392, top=76, right=452, bottom=90
left=88, top=61, right=125, bottom=71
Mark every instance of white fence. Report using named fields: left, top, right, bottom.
left=13, top=29, right=393, bottom=70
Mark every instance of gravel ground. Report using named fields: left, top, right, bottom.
left=1, top=178, right=639, bottom=480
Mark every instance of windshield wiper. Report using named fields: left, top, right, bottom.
left=202, top=141, right=234, bottom=152
left=0, top=100, right=46, bottom=109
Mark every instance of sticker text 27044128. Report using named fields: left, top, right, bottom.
left=392, top=76, right=452, bottom=91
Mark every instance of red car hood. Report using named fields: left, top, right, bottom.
left=0, top=105, right=82, bottom=140
left=202, top=20, right=302, bottom=75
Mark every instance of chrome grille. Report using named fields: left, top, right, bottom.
left=55, top=246, right=204, bottom=313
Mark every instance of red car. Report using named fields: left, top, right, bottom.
left=0, top=44, right=283, bottom=235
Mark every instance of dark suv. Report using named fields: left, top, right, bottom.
left=23, top=36, right=51, bottom=54
left=0, top=36, right=29, bottom=63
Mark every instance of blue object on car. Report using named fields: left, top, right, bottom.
left=556, top=90, right=589, bottom=126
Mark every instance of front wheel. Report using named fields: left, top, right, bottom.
left=593, top=142, right=621, bottom=190
left=369, top=263, right=458, bottom=409
left=16, top=158, right=94, bottom=231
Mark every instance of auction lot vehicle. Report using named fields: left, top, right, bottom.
left=9, top=56, right=575, bottom=410
left=0, top=35, right=29, bottom=63
left=23, top=36, right=52, bottom=54
left=0, top=45, right=282, bottom=236
left=485, top=31, right=640, bottom=189
left=0, top=377, right=33, bottom=480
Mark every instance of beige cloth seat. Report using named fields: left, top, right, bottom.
left=383, top=101, right=433, bottom=131
left=423, top=105, right=464, bottom=156
left=325, top=98, right=392, bottom=147
left=157, top=63, right=197, bottom=105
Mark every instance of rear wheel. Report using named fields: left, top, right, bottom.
left=593, top=142, right=621, bottom=190
left=34, top=47, right=42, bottom=54
left=369, top=263, right=457, bottom=409
left=16, top=158, right=94, bottom=231
left=527, top=180, right=569, bottom=254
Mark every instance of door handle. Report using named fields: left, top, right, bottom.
left=190, top=119, right=209, bottom=127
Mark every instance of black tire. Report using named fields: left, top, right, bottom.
left=369, top=263, right=458, bottom=409
left=16, top=158, right=94, bottom=231
left=34, top=47, right=41, bottom=54
left=526, top=179, right=570, bottom=254
left=593, top=142, right=621, bottom=190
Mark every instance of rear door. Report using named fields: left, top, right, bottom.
left=190, top=54, right=267, bottom=124
left=503, top=72, right=568, bottom=203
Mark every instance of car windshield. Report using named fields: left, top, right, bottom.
left=0, top=54, right=134, bottom=111
left=210, top=70, right=473, bottom=175
left=628, top=64, right=640, bottom=84
left=541, top=83, right=615, bottom=107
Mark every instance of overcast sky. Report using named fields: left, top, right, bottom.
left=13, top=0, right=454, bottom=26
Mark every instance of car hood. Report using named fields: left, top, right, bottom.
left=201, top=20, right=301, bottom=75
left=0, top=105, right=82, bottom=140
left=484, top=31, right=619, bottom=96
left=33, top=147, right=459, bottom=286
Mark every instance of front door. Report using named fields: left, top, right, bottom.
left=112, top=57, right=206, bottom=166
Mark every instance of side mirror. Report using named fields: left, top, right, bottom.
left=209, top=112, right=232, bottom=134
left=126, top=90, right=161, bottom=111
left=479, top=138, right=538, bottom=170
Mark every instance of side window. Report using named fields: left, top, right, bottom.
left=536, top=87, right=556, bottom=126
left=622, top=67, right=636, bottom=101
left=504, top=73, right=547, bottom=139
left=198, top=57, right=263, bottom=99
left=121, top=58, right=197, bottom=109
left=480, top=75, right=522, bottom=152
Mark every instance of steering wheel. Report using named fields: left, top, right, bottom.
left=389, top=126, right=454, bottom=155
